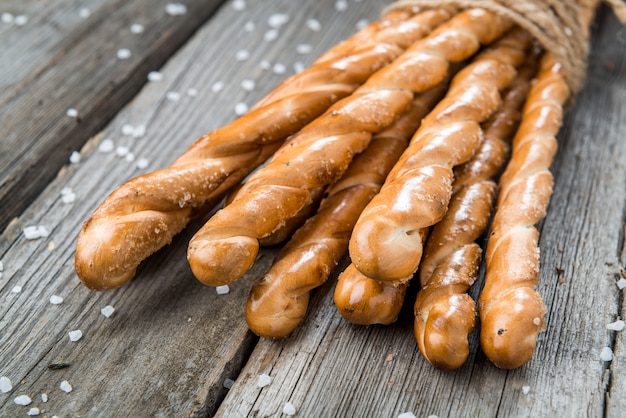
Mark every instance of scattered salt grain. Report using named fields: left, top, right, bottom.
left=186, top=88, right=198, bottom=97
left=99, top=138, right=115, bottom=153
left=0, top=376, right=12, bottom=393
left=147, top=71, right=163, bottom=82
left=23, top=226, right=49, bottom=240
left=125, top=152, right=136, bottom=163
left=244, top=21, right=255, bottom=32
left=116, top=146, right=129, bottom=157
left=427, top=415, right=439, bottom=418
left=136, top=158, right=149, bottom=169
left=607, top=319, right=625, bottom=331
left=12, top=285, right=22, bottom=293
left=272, top=63, right=286, bottom=75
left=165, top=2, right=187, bottom=16
left=215, top=285, right=230, bottom=295
left=66, top=108, right=78, bottom=118
left=296, top=43, right=312, bottom=54
left=121, top=124, right=134, bottom=135
left=41, top=393, right=48, bottom=402
left=1, top=12, right=14, bottom=24
left=27, top=407, right=40, bottom=416
left=14, top=15, right=28, bottom=26
left=234, top=102, right=248, bottom=116
left=600, top=346, right=613, bottom=362
left=306, top=18, right=321, bottom=32
left=268, top=13, right=289, bottom=28
left=282, top=402, right=296, bottom=416
left=293, top=61, right=305, bottom=73
left=68, top=330, right=83, bottom=342
left=50, top=295, right=64, bottom=305
left=60, top=380, right=73, bottom=393
left=223, top=378, right=235, bottom=389
left=211, top=81, right=224, bottom=92
left=335, top=0, right=348, bottom=11
left=79, top=8, right=91, bottom=18
left=132, top=125, right=146, bottom=138
left=522, top=385, right=531, bottom=395
left=166, top=91, right=181, bottom=102
left=232, top=0, right=246, bottom=11
left=48, top=241, right=56, bottom=251
left=69, top=151, right=81, bottom=164
left=356, top=18, right=369, bottom=30
left=257, top=373, right=271, bottom=388
left=101, top=305, right=115, bottom=318
left=259, top=60, right=271, bottom=70
left=117, top=48, right=132, bottom=60
left=130, top=23, right=144, bottom=34
left=241, top=79, right=255, bottom=91
left=236, top=49, right=250, bottom=61
left=14, top=395, right=32, bottom=405
left=397, top=413, right=416, bottom=418
left=264, top=29, right=279, bottom=42
left=617, top=278, right=626, bottom=290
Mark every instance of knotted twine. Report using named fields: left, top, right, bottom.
left=384, top=0, right=626, bottom=97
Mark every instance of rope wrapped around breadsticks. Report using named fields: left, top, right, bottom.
left=479, top=52, right=569, bottom=369
left=187, top=8, right=514, bottom=287
left=246, top=86, right=446, bottom=339
left=348, top=27, right=533, bottom=284
left=413, top=59, right=537, bottom=371
left=334, top=27, right=533, bottom=325
left=74, top=8, right=454, bottom=290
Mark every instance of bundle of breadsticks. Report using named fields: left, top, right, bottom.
left=75, top=0, right=626, bottom=370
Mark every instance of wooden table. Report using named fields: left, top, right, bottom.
left=1, top=1, right=624, bottom=416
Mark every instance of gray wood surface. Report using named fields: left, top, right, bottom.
left=0, top=0, right=624, bottom=417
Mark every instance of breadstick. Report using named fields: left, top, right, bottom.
left=246, top=87, right=445, bottom=339
left=188, top=9, right=514, bottom=287
left=74, top=9, right=453, bottom=290
left=413, top=61, right=537, bottom=371
left=479, top=52, right=569, bottom=369
left=348, top=27, right=532, bottom=284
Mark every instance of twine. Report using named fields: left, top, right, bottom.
left=383, top=0, right=626, bottom=95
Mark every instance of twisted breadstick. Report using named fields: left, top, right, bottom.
left=246, top=87, right=444, bottom=339
left=479, top=52, right=569, bottom=369
left=74, top=9, right=453, bottom=290
left=188, top=9, right=513, bottom=287
left=413, top=61, right=537, bottom=371
left=348, top=27, right=532, bottom=284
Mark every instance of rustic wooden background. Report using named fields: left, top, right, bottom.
left=0, top=0, right=625, bottom=417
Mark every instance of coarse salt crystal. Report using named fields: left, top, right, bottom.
left=66, top=108, right=78, bottom=118
left=607, top=319, right=625, bottom=331
left=264, top=29, right=279, bottom=42
left=27, top=407, right=40, bottom=416
left=306, top=18, right=321, bottom=32
left=165, top=3, right=187, bottom=16
left=69, top=151, right=81, bottom=164
left=223, top=378, right=235, bottom=389
left=121, top=124, right=134, bottom=135
left=234, top=102, right=248, bottom=116
left=41, top=393, right=48, bottom=402
left=186, top=88, right=198, bottom=97
left=68, top=330, right=83, bottom=342
left=101, top=305, right=115, bottom=317
left=257, top=373, right=271, bottom=387
left=272, top=63, right=286, bottom=75
left=23, top=226, right=49, bottom=240
left=12, top=285, right=22, bottom=293
left=522, top=386, right=531, bottom=395
left=1, top=12, right=14, bottom=24
left=14, top=395, right=32, bottom=405
left=532, top=317, right=541, bottom=326
left=398, top=413, right=416, bottom=418
left=117, top=48, right=132, bottom=60
left=0, top=376, right=12, bottom=393
left=132, top=125, right=146, bottom=138
left=50, top=295, right=64, bottom=305
left=282, top=402, right=296, bottom=416
left=617, top=278, right=626, bottom=290
left=244, top=21, right=255, bottom=32
left=148, top=71, right=163, bottom=82
left=60, top=380, right=73, bottom=393
left=136, top=158, right=149, bottom=169
left=236, top=50, right=250, bottom=61
left=268, top=13, right=289, bottom=28
left=116, top=146, right=129, bottom=157
left=48, top=241, right=56, bottom=251
left=293, top=62, right=305, bottom=73
left=130, top=23, right=144, bottom=34
left=166, top=91, right=181, bottom=102
left=600, top=347, right=613, bottom=362
left=232, top=0, right=246, bottom=11
left=215, top=285, right=230, bottom=295
left=335, top=0, right=348, bottom=11
left=241, top=79, right=255, bottom=91
left=296, top=43, right=312, bottom=54
left=14, top=15, right=28, bottom=26
left=125, top=152, right=135, bottom=162
left=211, top=81, right=224, bottom=92
left=259, top=60, right=271, bottom=70
left=99, top=138, right=115, bottom=153
left=79, top=8, right=91, bottom=18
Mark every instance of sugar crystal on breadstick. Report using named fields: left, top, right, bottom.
left=187, top=9, right=513, bottom=287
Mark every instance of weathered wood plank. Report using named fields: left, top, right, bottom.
left=216, top=6, right=626, bottom=418
left=0, top=0, right=226, bottom=234
left=0, top=0, right=399, bottom=416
